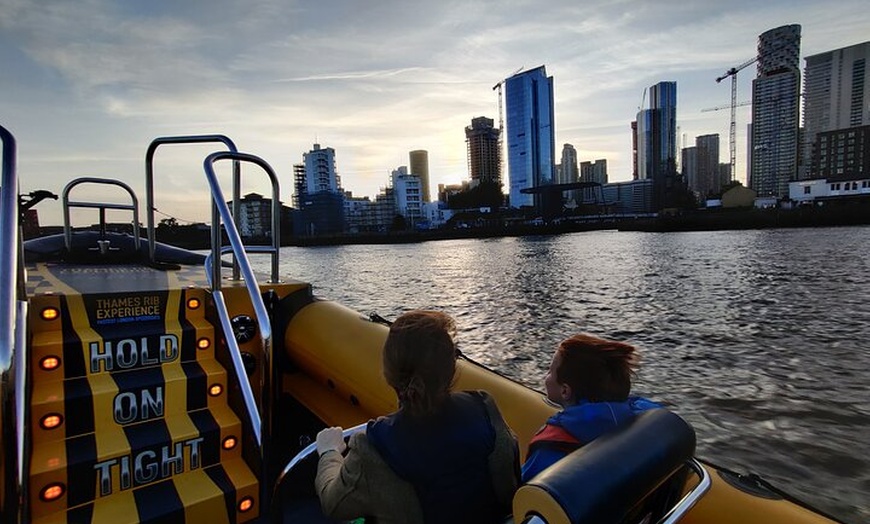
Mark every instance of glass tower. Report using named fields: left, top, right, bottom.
left=636, top=81, right=678, bottom=209
left=750, top=24, right=801, bottom=196
left=505, top=66, right=555, bottom=208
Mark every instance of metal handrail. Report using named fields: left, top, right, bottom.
left=14, top=301, right=28, bottom=524
left=271, top=423, right=367, bottom=523
left=658, top=458, right=711, bottom=524
left=62, top=177, right=141, bottom=251
left=203, top=151, right=281, bottom=286
left=202, top=149, right=281, bottom=514
left=0, top=124, right=22, bottom=523
left=517, top=457, right=711, bottom=524
left=211, top=291, right=263, bottom=443
left=145, top=135, right=238, bottom=265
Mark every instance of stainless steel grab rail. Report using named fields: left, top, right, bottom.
left=659, top=458, right=711, bottom=524
left=518, top=458, right=710, bottom=524
left=271, top=423, right=367, bottom=523
left=202, top=149, right=281, bottom=514
left=0, top=124, right=22, bottom=524
left=62, top=177, right=140, bottom=251
left=144, top=135, right=239, bottom=266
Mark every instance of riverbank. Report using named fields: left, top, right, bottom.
left=36, top=200, right=870, bottom=249
left=289, top=203, right=870, bottom=246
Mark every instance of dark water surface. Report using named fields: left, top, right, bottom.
left=255, top=226, right=870, bottom=523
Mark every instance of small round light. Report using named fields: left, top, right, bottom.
left=40, top=414, right=63, bottom=430
left=41, top=307, right=59, bottom=321
left=187, top=297, right=201, bottom=310
left=40, top=483, right=65, bottom=502
left=222, top=436, right=237, bottom=450
left=40, top=356, right=61, bottom=371
left=197, top=338, right=211, bottom=350
left=238, top=496, right=254, bottom=513
left=209, top=384, right=223, bottom=397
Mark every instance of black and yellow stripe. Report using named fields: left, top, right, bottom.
left=27, top=262, right=260, bottom=523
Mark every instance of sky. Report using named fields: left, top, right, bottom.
left=2, top=0, right=869, bottom=225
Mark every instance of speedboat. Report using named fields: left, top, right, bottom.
left=0, top=125, right=846, bottom=523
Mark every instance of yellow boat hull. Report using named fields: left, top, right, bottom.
left=282, top=299, right=841, bottom=524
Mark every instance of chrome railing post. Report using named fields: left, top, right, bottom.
left=202, top=149, right=281, bottom=513
left=62, top=177, right=141, bottom=251
left=145, top=135, right=238, bottom=263
left=0, top=124, right=21, bottom=524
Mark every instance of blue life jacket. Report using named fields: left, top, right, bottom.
left=367, top=391, right=502, bottom=524
left=521, top=396, right=661, bottom=482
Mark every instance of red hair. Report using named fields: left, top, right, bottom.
left=556, top=334, right=639, bottom=402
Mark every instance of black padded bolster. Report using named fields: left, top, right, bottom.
left=24, top=231, right=209, bottom=265
left=526, top=409, right=696, bottom=524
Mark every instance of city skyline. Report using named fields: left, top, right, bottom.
left=2, top=1, right=870, bottom=224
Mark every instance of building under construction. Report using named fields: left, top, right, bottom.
left=465, top=116, right=501, bottom=186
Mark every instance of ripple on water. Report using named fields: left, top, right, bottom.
left=268, top=228, right=870, bottom=524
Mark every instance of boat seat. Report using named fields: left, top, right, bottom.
left=512, top=409, right=698, bottom=524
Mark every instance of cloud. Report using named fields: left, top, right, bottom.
left=2, top=0, right=870, bottom=224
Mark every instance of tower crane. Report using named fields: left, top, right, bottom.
left=493, top=67, right=524, bottom=144
left=716, top=56, right=758, bottom=181
left=701, top=100, right=752, bottom=113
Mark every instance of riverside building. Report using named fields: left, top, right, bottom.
left=635, top=81, right=678, bottom=209
left=409, top=150, right=431, bottom=203
left=293, top=144, right=345, bottom=236
left=750, top=24, right=802, bottom=197
left=505, top=65, right=555, bottom=209
left=803, top=41, right=870, bottom=178
left=465, top=117, right=502, bottom=186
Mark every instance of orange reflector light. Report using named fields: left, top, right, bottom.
left=238, top=496, right=254, bottom=513
left=222, top=436, right=237, bottom=450
left=40, top=483, right=65, bottom=502
left=209, top=384, right=223, bottom=397
left=40, top=307, right=59, bottom=321
left=40, top=414, right=63, bottom=430
left=187, top=297, right=201, bottom=310
left=197, top=338, right=211, bottom=350
left=40, top=356, right=61, bottom=371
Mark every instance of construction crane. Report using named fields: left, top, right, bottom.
left=493, top=67, right=523, bottom=181
left=716, top=57, right=758, bottom=181
left=493, top=66, right=524, bottom=138
left=701, top=100, right=752, bottom=113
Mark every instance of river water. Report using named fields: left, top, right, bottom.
left=253, top=226, right=869, bottom=523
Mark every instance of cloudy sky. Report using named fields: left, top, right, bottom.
left=2, top=0, right=869, bottom=225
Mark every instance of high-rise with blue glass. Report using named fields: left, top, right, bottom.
left=635, top=81, right=678, bottom=209
left=505, top=66, right=555, bottom=209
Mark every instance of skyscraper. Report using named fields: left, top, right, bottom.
left=803, top=41, right=870, bottom=177
left=465, top=117, right=501, bottom=186
left=682, top=146, right=698, bottom=196
left=409, top=150, right=430, bottom=202
left=696, top=134, right=721, bottom=197
left=636, top=81, right=678, bottom=209
left=559, top=144, right=578, bottom=184
left=750, top=24, right=801, bottom=197
left=505, top=65, right=555, bottom=208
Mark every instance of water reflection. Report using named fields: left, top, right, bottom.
left=265, top=226, right=870, bottom=523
